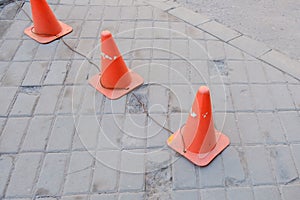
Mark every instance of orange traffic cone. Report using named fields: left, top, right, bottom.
left=24, top=0, right=72, bottom=44
left=167, top=86, right=230, bottom=166
left=89, top=30, right=144, bottom=100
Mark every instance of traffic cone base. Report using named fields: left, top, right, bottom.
left=24, top=21, right=72, bottom=44
left=89, top=71, right=144, bottom=100
left=167, top=126, right=230, bottom=167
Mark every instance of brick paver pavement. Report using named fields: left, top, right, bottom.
left=0, top=0, right=299, bottom=199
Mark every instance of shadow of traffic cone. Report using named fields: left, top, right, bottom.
left=24, top=0, right=72, bottom=44
left=167, top=86, right=230, bottom=166
left=89, top=30, right=144, bottom=100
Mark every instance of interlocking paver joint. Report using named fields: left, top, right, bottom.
left=0, top=0, right=299, bottom=199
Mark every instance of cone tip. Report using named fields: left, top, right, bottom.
left=199, top=86, right=210, bottom=94
left=101, top=30, right=112, bottom=41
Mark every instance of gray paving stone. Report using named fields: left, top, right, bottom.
left=236, top=113, right=264, bottom=144
left=227, top=187, right=254, bottom=200
left=210, top=84, right=234, bottom=111
left=253, top=186, right=281, bottom=200
left=54, top=39, right=77, bottom=60
left=86, top=6, right=104, bottom=20
left=0, top=61, right=9, bottom=81
left=288, top=85, right=300, bottom=109
left=135, top=21, right=154, bottom=39
left=63, top=151, right=94, bottom=194
left=80, top=21, right=100, bottom=38
left=44, top=61, right=69, bottom=85
left=6, top=152, right=42, bottom=197
left=206, top=40, right=225, bottom=61
left=291, top=144, right=300, bottom=174
left=137, top=6, right=153, bottom=20
left=169, top=85, right=194, bottom=113
left=65, top=60, right=91, bottom=85
left=149, top=60, right=169, bottom=83
left=208, top=60, right=230, bottom=84
left=90, top=194, right=118, bottom=200
left=72, top=115, right=99, bottom=150
left=246, top=61, right=268, bottom=83
left=198, top=20, right=241, bottom=42
left=146, top=114, right=169, bottom=148
left=169, top=60, right=189, bottom=84
left=172, top=157, right=197, bottom=190
left=260, top=50, right=300, bottom=80
left=34, top=86, right=62, bottom=115
left=280, top=184, right=300, bottom=200
left=0, top=117, right=29, bottom=153
left=190, top=61, right=209, bottom=84
left=153, top=21, right=170, bottom=39
left=133, top=39, right=151, bottom=59
left=103, top=6, right=121, bottom=20
left=10, top=92, right=39, bottom=116
left=257, top=112, right=286, bottom=144
left=0, top=39, right=21, bottom=61
left=46, top=116, right=75, bottom=152
left=245, top=146, right=274, bottom=185
left=168, top=7, right=210, bottom=26
left=170, top=22, right=187, bottom=39
left=120, top=6, right=137, bottom=20
left=222, top=146, right=246, bottom=186
left=171, top=190, right=199, bottom=200
left=227, top=61, right=248, bottom=83
left=224, top=43, right=245, bottom=60
left=200, top=188, right=226, bottom=200
left=36, top=153, right=68, bottom=196
left=0, top=87, right=18, bottom=116
left=269, top=84, right=295, bottom=110
left=92, top=150, right=120, bottom=193
left=22, top=61, right=48, bottom=86
left=152, top=40, right=170, bottom=59
left=229, top=35, right=271, bottom=57
left=98, top=114, right=123, bottom=150
left=198, top=155, right=224, bottom=188
left=268, top=145, right=298, bottom=184
left=189, top=40, right=207, bottom=60
left=2, top=20, right=30, bottom=39
left=170, top=39, right=189, bottom=59
left=13, top=40, right=38, bottom=61
left=34, top=40, right=58, bottom=61
left=119, top=150, right=145, bottom=191
left=146, top=149, right=171, bottom=172
left=54, top=4, right=73, bottom=20
left=57, top=86, right=84, bottom=114
left=103, top=95, right=126, bottom=114
left=279, top=111, right=300, bottom=142
left=230, top=84, right=254, bottom=111
left=250, top=85, right=275, bottom=111
left=21, top=116, right=53, bottom=151
left=147, top=0, right=179, bottom=11
left=119, top=192, right=145, bottom=200
left=148, top=84, right=169, bottom=114
left=61, top=195, right=88, bottom=200
left=79, top=86, right=103, bottom=114
left=0, top=155, right=13, bottom=197
left=117, top=21, right=135, bottom=39
left=214, top=113, right=240, bottom=145
left=2, top=61, right=30, bottom=86
left=67, top=5, right=88, bottom=20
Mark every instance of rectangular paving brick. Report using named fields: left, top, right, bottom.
left=54, top=39, right=77, bottom=60
left=189, top=40, right=207, bottom=60
left=120, top=6, right=137, bottom=19
left=63, top=151, right=94, bottom=194
left=170, top=39, right=189, bottom=59
left=269, top=84, right=295, bottom=110
left=227, top=61, right=248, bottom=83
left=68, top=5, right=88, bottom=19
left=227, top=187, right=254, bottom=200
left=148, top=85, right=169, bottom=114
left=236, top=113, right=264, bottom=144
left=61, top=195, right=88, bottom=200
left=119, top=150, right=145, bottom=192
left=35, top=86, right=62, bottom=115
left=57, top=86, right=84, bottom=114
left=98, top=114, right=123, bottom=150
left=209, top=84, right=234, bottom=111
left=245, top=146, right=274, bottom=185
left=6, top=153, right=42, bottom=197
left=246, top=61, right=268, bottom=83
left=0, top=155, right=14, bottom=197
left=291, top=144, right=300, bottom=174
left=0, top=87, right=18, bottom=116
left=79, top=85, right=103, bottom=114
left=253, top=186, right=281, bottom=200
left=22, top=61, right=48, bottom=86
left=103, top=96, right=126, bottom=114
left=206, top=40, right=226, bottom=61
left=257, top=112, right=286, bottom=144
left=198, top=155, right=224, bottom=188
left=288, top=85, right=300, bottom=109
left=279, top=111, right=300, bottom=142
left=222, top=146, right=246, bottom=186
left=86, top=6, right=104, bottom=20
left=224, top=43, right=245, bottom=60
left=44, top=61, right=69, bottom=85
left=0, top=117, right=29, bottom=153
left=10, top=92, right=39, bottom=116
left=34, top=40, right=58, bottom=61
left=72, top=115, right=99, bottom=150
left=198, top=20, right=241, bottom=42
left=172, top=157, right=197, bottom=189
left=2, top=61, right=30, bottom=86
left=13, top=40, right=39, bottom=61
left=250, top=85, right=275, bottom=111
left=3, top=20, right=30, bottom=39
left=137, top=6, right=153, bottom=20
left=65, top=60, right=90, bottom=85
left=90, top=194, right=118, bottom=200
left=268, top=145, right=298, bottom=184
left=168, top=7, right=210, bottom=26
left=92, top=150, right=120, bottom=193
left=172, top=190, right=199, bottom=200
left=146, top=114, right=169, bottom=148
left=47, top=116, right=75, bottom=152
left=229, top=35, right=271, bottom=57
left=36, top=153, right=68, bottom=196
left=230, top=85, right=255, bottom=111
left=200, top=188, right=226, bottom=200
left=280, top=184, right=300, bottom=200
left=119, top=192, right=145, bottom=200
left=169, top=85, right=193, bottom=113
left=80, top=21, right=100, bottom=38
left=0, top=40, right=21, bottom=61
left=21, top=116, right=53, bottom=151
left=54, top=4, right=73, bottom=20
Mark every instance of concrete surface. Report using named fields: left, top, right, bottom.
left=175, top=0, right=300, bottom=61
left=0, top=0, right=299, bottom=199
